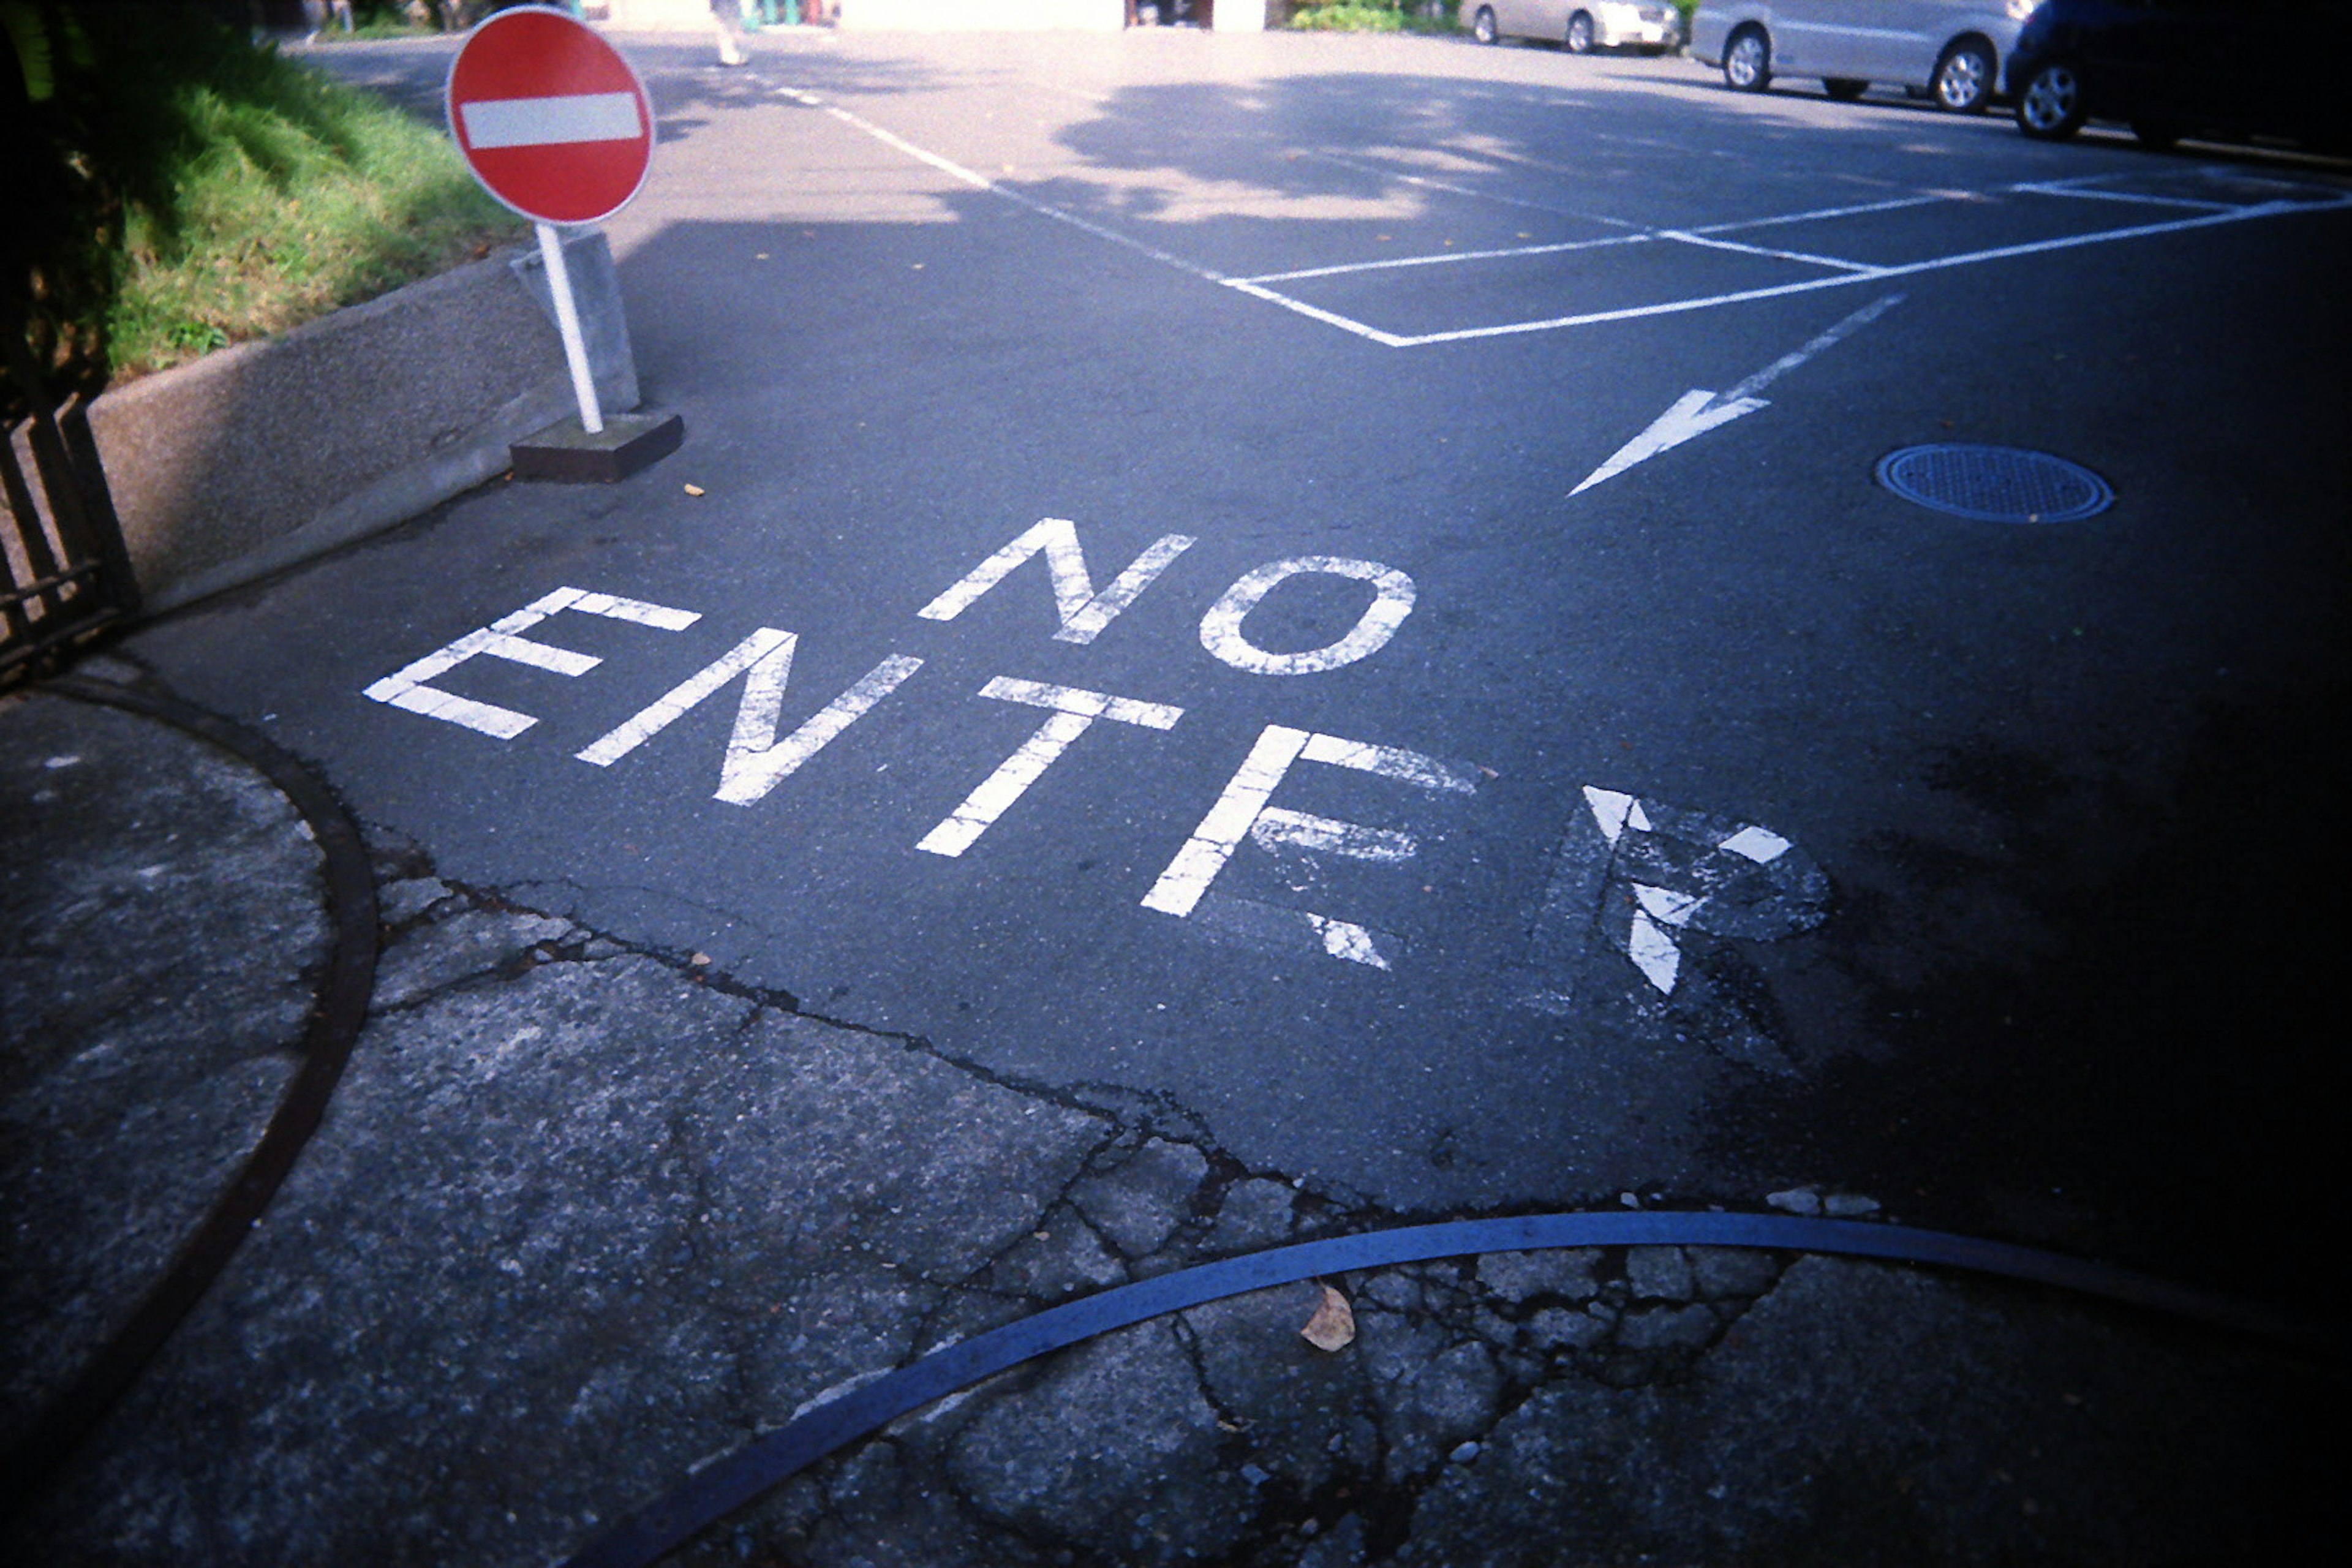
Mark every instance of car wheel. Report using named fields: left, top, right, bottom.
left=1566, top=10, right=1595, bottom=54
left=2014, top=61, right=2086, bottom=140
left=1724, top=27, right=1771, bottom=92
left=1472, top=5, right=1498, bottom=45
left=1932, top=39, right=1996, bottom=113
left=1823, top=77, right=1868, bottom=102
left=2132, top=119, right=2181, bottom=150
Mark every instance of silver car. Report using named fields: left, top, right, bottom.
left=1690, top=0, right=2035, bottom=113
left=1464, top=1, right=1684, bottom=55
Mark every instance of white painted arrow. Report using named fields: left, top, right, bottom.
left=1570, top=388, right=1767, bottom=496
left=1569, top=291, right=1907, bottom=497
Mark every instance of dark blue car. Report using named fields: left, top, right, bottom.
left=2006, top=0, right=2351, bottom=151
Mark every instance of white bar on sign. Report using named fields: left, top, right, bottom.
left=461, top=92, right=641, bottom=149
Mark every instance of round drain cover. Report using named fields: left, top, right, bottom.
left=1875, top=444, right=2113, bottom=524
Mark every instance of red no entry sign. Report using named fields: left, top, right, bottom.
left=446, top=6, right=652, bottom=227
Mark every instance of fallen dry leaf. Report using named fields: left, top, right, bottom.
left=1300, top=1284, right=1355, bottom=1352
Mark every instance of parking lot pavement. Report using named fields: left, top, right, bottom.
left=10, top=23, right=2348, bottom=1564
left=4, top=673, right=2336, bottom=1568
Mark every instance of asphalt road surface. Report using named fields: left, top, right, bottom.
left=146, top=26, right=2350, bottom=1313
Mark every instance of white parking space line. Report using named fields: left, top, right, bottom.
left=1242, top=232, right=1651, bottom=287
left=1329, top=191, right=2352, bottom=350
left=764, top=78, right=1230, bottom=285
left=2005, top=179, right=2237, bottom=212
left=1231, top=192, right=1949, bottom=287
left=1218, top=279, right=1412, bottom=348
left=1653, top=228, right=1879, bottom=274
left=2003, top=175, right=2239, bottom=213
left=1683, top=192, right=1958, bottom=235
left=734, top=83, right=2352, bottom=352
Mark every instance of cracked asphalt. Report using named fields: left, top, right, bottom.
left=6, top=20, right=2350, bottom=1565
left=3, top=674, right=2334, bottom=1564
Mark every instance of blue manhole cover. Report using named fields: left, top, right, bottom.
left=1875, top=444, right=2113, bottom=524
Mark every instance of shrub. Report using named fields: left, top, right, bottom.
left=2, top=1, right=518, bottom=405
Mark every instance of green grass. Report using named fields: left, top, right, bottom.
left=105, top=49, right=521, bottom=377
left=9, top=3, right=520, bottom=396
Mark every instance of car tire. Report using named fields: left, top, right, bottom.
left=1566, top=11, right=1595, bottom=54
left=1472, top=5, right=1498, bottom=45
left=2014, top=61, right=2086, bottom=140
left=1823, top=78, right=1868, bottom=102
left=1724, top=26, right=1771, bottom=92
left=1932, top=38, right=1996, bottom=113
left=2132, top=119, right=2182, bottom=150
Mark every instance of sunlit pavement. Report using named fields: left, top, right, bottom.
left=6, top=24, right=2346, bottom=1564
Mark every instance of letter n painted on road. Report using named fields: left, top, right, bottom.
left=573, top=628, right=922, bottom=805
left=917, top=518, right=1196, bottom=644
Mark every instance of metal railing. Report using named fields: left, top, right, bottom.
left=2, top=338, right=137, bottom=689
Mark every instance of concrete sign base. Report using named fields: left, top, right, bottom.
left=510, top=410, right=684, bottom=483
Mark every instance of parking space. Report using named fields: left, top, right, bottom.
left=724, top=48, right=2350, bottom=349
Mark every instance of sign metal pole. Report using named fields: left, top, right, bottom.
left=535, top=221, right=605, bottom=435
left=450, top=7, right=677, bottom=480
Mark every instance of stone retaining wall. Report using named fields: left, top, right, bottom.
left=83, top=231, right=636, bottom=612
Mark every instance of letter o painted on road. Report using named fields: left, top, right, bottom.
left=1199, top=557, right=1417, bottom=676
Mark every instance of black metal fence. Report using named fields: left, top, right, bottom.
left=2, top=341, right=137, bottom=689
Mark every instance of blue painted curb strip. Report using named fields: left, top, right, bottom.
left=560, top=1209, right=2331, bottom=1568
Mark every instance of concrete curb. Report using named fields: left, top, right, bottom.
left=82, top=231, right=638, bottom=614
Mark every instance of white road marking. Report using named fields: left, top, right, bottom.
left=1198, top=557, right=1418, bottom=676
left=1240, top=232, right=1651, bottom=287
left=917, top=678, right=1182, bottom=858
left=1633, top=883, right=1701, bottom=928
left=1299, top=731, right=1478, bottom=793
left=2006, top=175, right=2236, bottom=211
left=363, top=587, right=698, bottom=740
left=1193, top=892, right=1402, bottom=971
left=1717, top=290, right=1905, bottom=404
left=1653, top=228, right=1877, bottom=274
left=1527, top=788, right=1830, bottom=1011
left=916, top=518, right=1197, bottom=644
left=1216, top=279, right=1411, bottom=347
left=575, top=627, right=792, bottom=766
left=1683, top=192, right=1955, bottom=235
left=1569, top=388, right=1766, bottom=497
left=1143, top=725, right=1310, bottom=918
left=581, top=626, right=923, bottom=800
left=1309, top=913, right=1392, bottom=970
left=1250, top=807, right=1417, bottom=862
left=1627, top=910, right=1682, bottom=993
left=1570, top=293, right=1903, bottom=495
left=458, top=92, right=642, bottom=150
left=1389, top=198, right=2337, bottom=348
left=1584, top=785, right=1635, bottom=844
left=1237, top=176, right=1946, bottom=288
left=716, top=651, right=925, bottom=807
left=753, top=86, right=2345, bottom=353
left=1142, top=722, right=1474, bottom=973
left=768, top=81, right=1230, bottom=283
left=1720, top=824, right=1791, bottom=863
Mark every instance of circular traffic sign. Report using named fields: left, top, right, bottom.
left=445, top=6, right=653, bottom=227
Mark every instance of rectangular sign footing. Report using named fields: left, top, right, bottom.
left=511, top=410, right=684, bottom=483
